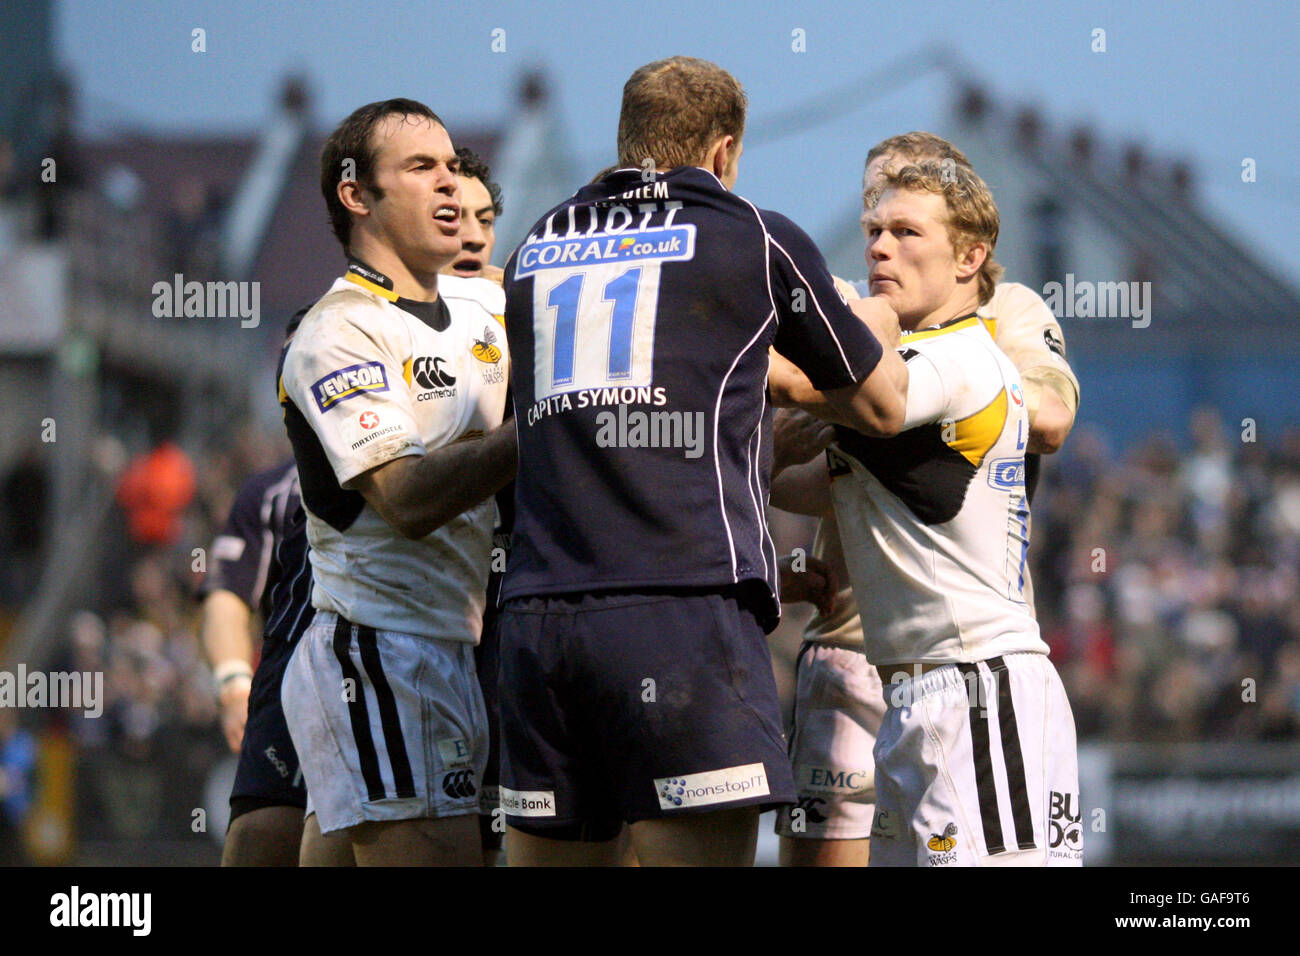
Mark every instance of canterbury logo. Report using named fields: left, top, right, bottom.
left=442, top=769, right=477, bottom=799
left=413, top=356, right=456, bottom=389
left=796, top=796, right=828, bottom=824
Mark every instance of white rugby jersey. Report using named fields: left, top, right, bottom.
left=826, top=315, right=1048, bottom=666
left=979, top=282, right=1079, bottom=410
left=279, top=263, right=509, bottom=642
left=803, top=281, right=1078, bottom=647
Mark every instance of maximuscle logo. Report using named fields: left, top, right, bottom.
left=655, top=763, right=769, bottom=810
left=515, top=225, right=696, bottom=276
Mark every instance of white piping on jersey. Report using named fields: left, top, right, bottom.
left=252, top=466, right=298, bottom=611
left=714, top=313, right=776, bottom=584
left=266, top=528, right=312, bottom=642
left=746, top=388, right=778, bottom=586
left=728, top=187, right=783, bottom=327
left=769, top=237, right=858, bottom=379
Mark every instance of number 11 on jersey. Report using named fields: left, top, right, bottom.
left=534, top=263, right=661, bottom=400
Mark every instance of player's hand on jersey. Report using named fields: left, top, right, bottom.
left=773, top=408, right=835, bottom=474
left=778, top=553, right=838, bottom=619
left=219, top=678, right=252, bottom=753
left=850, top=295, right=901, bottom=349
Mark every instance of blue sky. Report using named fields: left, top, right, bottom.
left=58, top=0, right=1300, bottom=283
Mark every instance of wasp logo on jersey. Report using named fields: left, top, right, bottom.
left=471, top=326, right=502, bottom=364
left=312, top=362, right=389, bottom=412
left=927, top=822, right=960, bottom=864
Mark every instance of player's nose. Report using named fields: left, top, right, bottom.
left=460, top=218, right=484, bottom=249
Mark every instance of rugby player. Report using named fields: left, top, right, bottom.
left=199, top=458, right=344, bottom=865
left=447, top=146, right=504, bottom=282
left=773, top=160, right=1081, bottom=866
left=498, top=56, right=907, bottom=866
left=278, top=99, right=514, bottom=866
left=774, top=133, right=1082, bottom=867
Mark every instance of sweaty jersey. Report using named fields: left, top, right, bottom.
left=828, top=315, right=1048, bottom=666
left=279, top=261, right=510, bottom=642
left=502, top=166, right=883, bottom=629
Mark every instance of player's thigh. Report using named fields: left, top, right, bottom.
left=349, top=815, right=483, bottom=867
left=776, top=643, right=882, bottom=846
left=222, top=805, right=304, bottom=867
left=505, top=825, right=620, bottom=867
left=779, top=835, right=870, bottom=867
left=629, top=805, right=759, bottom=867
left=299, top=812, right=356, bottom=867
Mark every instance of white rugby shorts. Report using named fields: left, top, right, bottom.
left=776, top=642, right=885, bottom=840
left=869, top=651, right=1081, bottom=866
left=281, top=612, right=488, bottom=834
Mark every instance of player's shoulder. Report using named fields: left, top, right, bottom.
left=979, top=281, right=1057, bottom=330
left=227, top=459, right=296, bottom=527
left=438, top=274, right=506, bottom=322
left=284, top=280, right=402, bottom=366
left=749, top=206, right=810, bottom=245
left=907, top=317, right=1006, bottom=379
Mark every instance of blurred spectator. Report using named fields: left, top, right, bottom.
left=1036, top=411, right=1300, bottom=743
left=116, top=441, right=196, bottom=548
left=0, top=708, right=36, bottom=865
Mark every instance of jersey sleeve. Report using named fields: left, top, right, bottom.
left=899, top=347, right=951, bottom=429
left=765, top=213, right=883, bottom=392
left=980, top=282, right=1080, bottom=410
left=281, top=292, right=425, bottom=488
left=198, top=474, right=269, bottom=608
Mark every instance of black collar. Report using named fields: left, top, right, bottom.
left=346, top=257, right=450, bottom=332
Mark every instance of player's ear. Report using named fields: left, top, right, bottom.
left=707, top=135, right=737, bottom=183
left=338, top=178, right=370, bottom=220
left=955, top=240, right=987, bottom=280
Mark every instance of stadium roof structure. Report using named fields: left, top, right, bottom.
left=821, top=79, right=1300, bottom=357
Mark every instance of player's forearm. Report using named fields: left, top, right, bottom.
left=201, top=590, right=255, bottom=673
left=770, top=459, right=832, bottom=515
left=825, top=347, right=907, bottom=437
left=1022, top=368, right=1077, bottom=454
left=360, top=422, right=518, bottom=539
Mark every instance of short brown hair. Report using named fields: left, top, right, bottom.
left=869, top=160, right=1004, bottom=305
left=616, top=57, right=747, bottom=171
left=320, top=98, right=446, bottom=249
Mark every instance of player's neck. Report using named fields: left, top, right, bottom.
left=347, top=238, right=441, bottom=302
left=905, top=290, right=980, bottom=332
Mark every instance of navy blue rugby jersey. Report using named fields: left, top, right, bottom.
left=501, top=165, right=883, bottom=628
left=201, top=456, right=314, bottom=646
